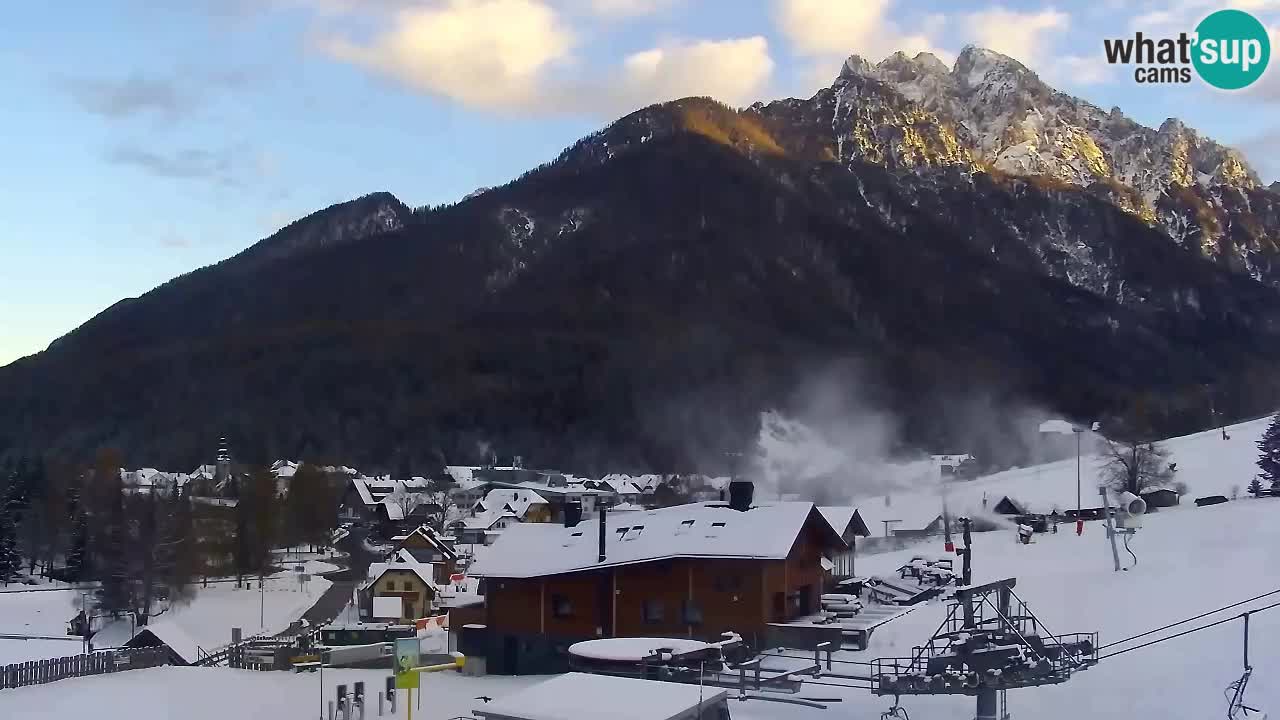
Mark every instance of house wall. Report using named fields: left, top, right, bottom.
left=373, top=570, right=434, bottom=623
left=524, top=504, right=553, bottom=523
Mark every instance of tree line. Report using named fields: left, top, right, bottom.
left=0, top=451, right=343, bottom=626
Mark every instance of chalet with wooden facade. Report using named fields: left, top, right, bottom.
left=467, top=482, right=846, bottom=674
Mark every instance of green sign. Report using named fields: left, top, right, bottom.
left=394, top=638, right=420, bottom=690
left=1192, top=9, right=1271, bottom=90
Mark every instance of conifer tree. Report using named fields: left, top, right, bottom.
left=1258, top=414, right=1280, bottom=490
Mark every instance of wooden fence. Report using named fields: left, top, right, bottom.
left=0, top=648, right=168, bottom=690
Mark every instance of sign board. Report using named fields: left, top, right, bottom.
left=294, top=565, right=306, bottom=574
left=373, top=596, right=403, bottom=620
left=394, top=637, right=420, bottom=690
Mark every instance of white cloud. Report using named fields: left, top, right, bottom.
left=320, top=0, right=772, bottom=115
left=961, top=6, right=1070, bottom=67
left=776, top=0, right=939, bottom=61
left=579, top=0, right=678, bottom=17
left=609, top=36, right=773, bottom=108
left=322, top=0, right=575, bottom=111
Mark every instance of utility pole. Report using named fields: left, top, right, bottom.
left=259, top=574, right=265, bottom=629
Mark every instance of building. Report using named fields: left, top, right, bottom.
left=817, top=506, right=871, bottom=578
left=467, top=482, right=845, bottom=674
left=359, top=554, right=439, bottom=624
left=390, top=525, right=458, bottom=584
left=1140, top=486, right=1181, bottom=509
left=991, top=496, right=1027, bottom=516
left=121, top=621, right=201, bottom=666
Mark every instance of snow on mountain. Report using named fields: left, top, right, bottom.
left=846, top=46, right=1259, bottom=197
left=813, top=47, right=1280, bottom=288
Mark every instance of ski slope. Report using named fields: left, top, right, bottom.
left=857, top=415, right=1275, bottom=533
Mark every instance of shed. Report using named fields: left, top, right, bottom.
left=473, top=672, right=729, bottom=720
left=120, top=621, right=202, bottom=665
left=991, top=496, right=1026, bottom=516
left=1140, top=487, right=1180, bottom=509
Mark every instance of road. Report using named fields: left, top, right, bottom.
left=277, top=525, right=379, bottom=636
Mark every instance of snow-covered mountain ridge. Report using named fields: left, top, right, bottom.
left=801, top=46, right=1279, bottom=286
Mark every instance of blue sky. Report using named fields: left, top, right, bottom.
left=2, top=0, right=1278, bottom=366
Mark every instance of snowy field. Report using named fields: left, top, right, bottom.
left=0, top=561, right=333, bottom=665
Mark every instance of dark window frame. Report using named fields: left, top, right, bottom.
left=552, top=593, right=573, bottom=619
left=642, top=599, right=665, bottom=624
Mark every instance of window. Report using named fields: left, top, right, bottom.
left=642, top=599, right=665, bottom=624
left=552, top=594, right=573, bottom=619
left=682, top=600, right=703, bottom=625
left=387, top=580, right=397, bottom=591
left=714, top=575, right=742, bottom=592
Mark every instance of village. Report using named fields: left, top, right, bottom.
left=2, top=415, right=1279, bottom=720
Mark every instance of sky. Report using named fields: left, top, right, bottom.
left=2, top=0, right=1278, bottom=366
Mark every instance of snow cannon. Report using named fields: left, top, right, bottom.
left=1115, top=491, right=1146, bottom=529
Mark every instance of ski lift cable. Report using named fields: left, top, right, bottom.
left=1099, top=599, right=1280, bottom=661
left=1100, top=587, right=1280, bottom=650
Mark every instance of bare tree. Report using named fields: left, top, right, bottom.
left=1099, top=438, right=1174, bottom=495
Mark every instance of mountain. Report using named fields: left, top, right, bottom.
left=3, top=49, right=1280, bottom=474
left=760, top=47, right=1280, bottom=288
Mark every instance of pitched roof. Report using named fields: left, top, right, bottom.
left=817, top=506, right=871, bottom=538
left=364, top=553, right=439, bottom=592
left=476, top=488, right=548, bottom=518
left=124, top=621, right=203, bottom=665
left=469, top=501, right=842, bottom=579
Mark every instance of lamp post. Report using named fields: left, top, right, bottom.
left=1039, top=419, right=1099, bottom=518
left=1073, top=427, right=1084, bottom=516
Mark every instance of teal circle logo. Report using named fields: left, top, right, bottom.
left=1192, top=9, right=1270, bottom=90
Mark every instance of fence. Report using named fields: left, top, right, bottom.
left=0, top=648, right=169, bottom=690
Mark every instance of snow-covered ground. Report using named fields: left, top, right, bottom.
left=858, top=415, right=1275, bottom=533
left=2, top=416, right=1277, bottom=718
left=4, top=495, right=1277, bottom=718
left=0, top=563, right=332, bottom=665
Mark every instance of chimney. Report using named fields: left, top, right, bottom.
left=728, top=480, right=754, bottom=512
left=598, top=503, right=608, bottom=563
left=564, top=501, right=583, bottom=528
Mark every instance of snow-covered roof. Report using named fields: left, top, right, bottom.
left=817, top=506, right=871, bottom=538
left=567, top=637, right=712, bottom=662
left=476, top=488, right=548, bottom=519
left=125, top=621, right=203, bottom=665
left=457, top=509, right=518, bottom=531
left=470, top=501, right=840, bottom=578
left=350, top=477, right=377, bottom=506
left=474, top=673, right=727, bottom=720
left=610, top=502, right=646, bottom=513
left=365, top=555, right=438, bottom=592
